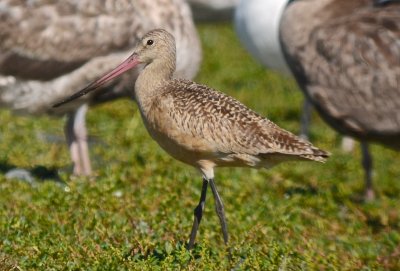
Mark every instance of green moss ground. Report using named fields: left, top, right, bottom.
left=0, top=24, right=399, bottom=270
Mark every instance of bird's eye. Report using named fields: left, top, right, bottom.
left=147, top=39, right=154, bottom=46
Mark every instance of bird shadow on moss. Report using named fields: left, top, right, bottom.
left=0, top=160, right=65, bottom=186
left=284, top=184, right=319, bottom=197
left=123, top=241, right=231, bottom=266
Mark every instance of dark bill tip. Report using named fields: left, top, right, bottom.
left=53, top=53, right=140, bottom=108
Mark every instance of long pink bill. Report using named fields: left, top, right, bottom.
left=53, top=53, right=141, bottom=108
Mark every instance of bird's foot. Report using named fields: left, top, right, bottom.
left=364, top=188, right=376, bottom=202
left=341, top=136, right=355, bottom=153
left=299, top=133, right=309, bottom=141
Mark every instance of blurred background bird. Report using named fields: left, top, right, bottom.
left=0, top=0, right=202, bottom=176
left=187, top=0, right=238, bottom=22
left=235, top=0, right=400, bottom=200
left=234, top=0, right=356, bottom=152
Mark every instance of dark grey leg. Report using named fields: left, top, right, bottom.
left=361, top=142, right=375, bottom=201
left=188, top=178, right=208, bottom=250
left=300, top=99, right=313, bottom=140
left=209, top=178, right=229, bottom=245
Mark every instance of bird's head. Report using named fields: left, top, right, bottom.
left=53, top=29, right=176, bottom=108
left=134, top=29, right=176, bottom=67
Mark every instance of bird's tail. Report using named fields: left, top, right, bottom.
left=300, top=146, right=330, bottom=163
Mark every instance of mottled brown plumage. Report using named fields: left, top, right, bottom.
left=143, top=79, right=328, bottom=170
left=280, top=0, right=400, bottom=199
left=0, top=0, right=201, bottom=175
left=55, top=29, right=328, bottom=248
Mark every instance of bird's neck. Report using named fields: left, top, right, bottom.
left=134, top=57, right=176, bottom=112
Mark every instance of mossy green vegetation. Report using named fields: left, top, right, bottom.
left=1, top=24, right=399, bottom=270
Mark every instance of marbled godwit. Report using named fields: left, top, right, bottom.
left=54, top=29, right=329, bottom=248
left=279, top=0, right=400, bottom=200
left=0, top=0, right=201, bottom=176
left=234, top=0, right=356, bottom=152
